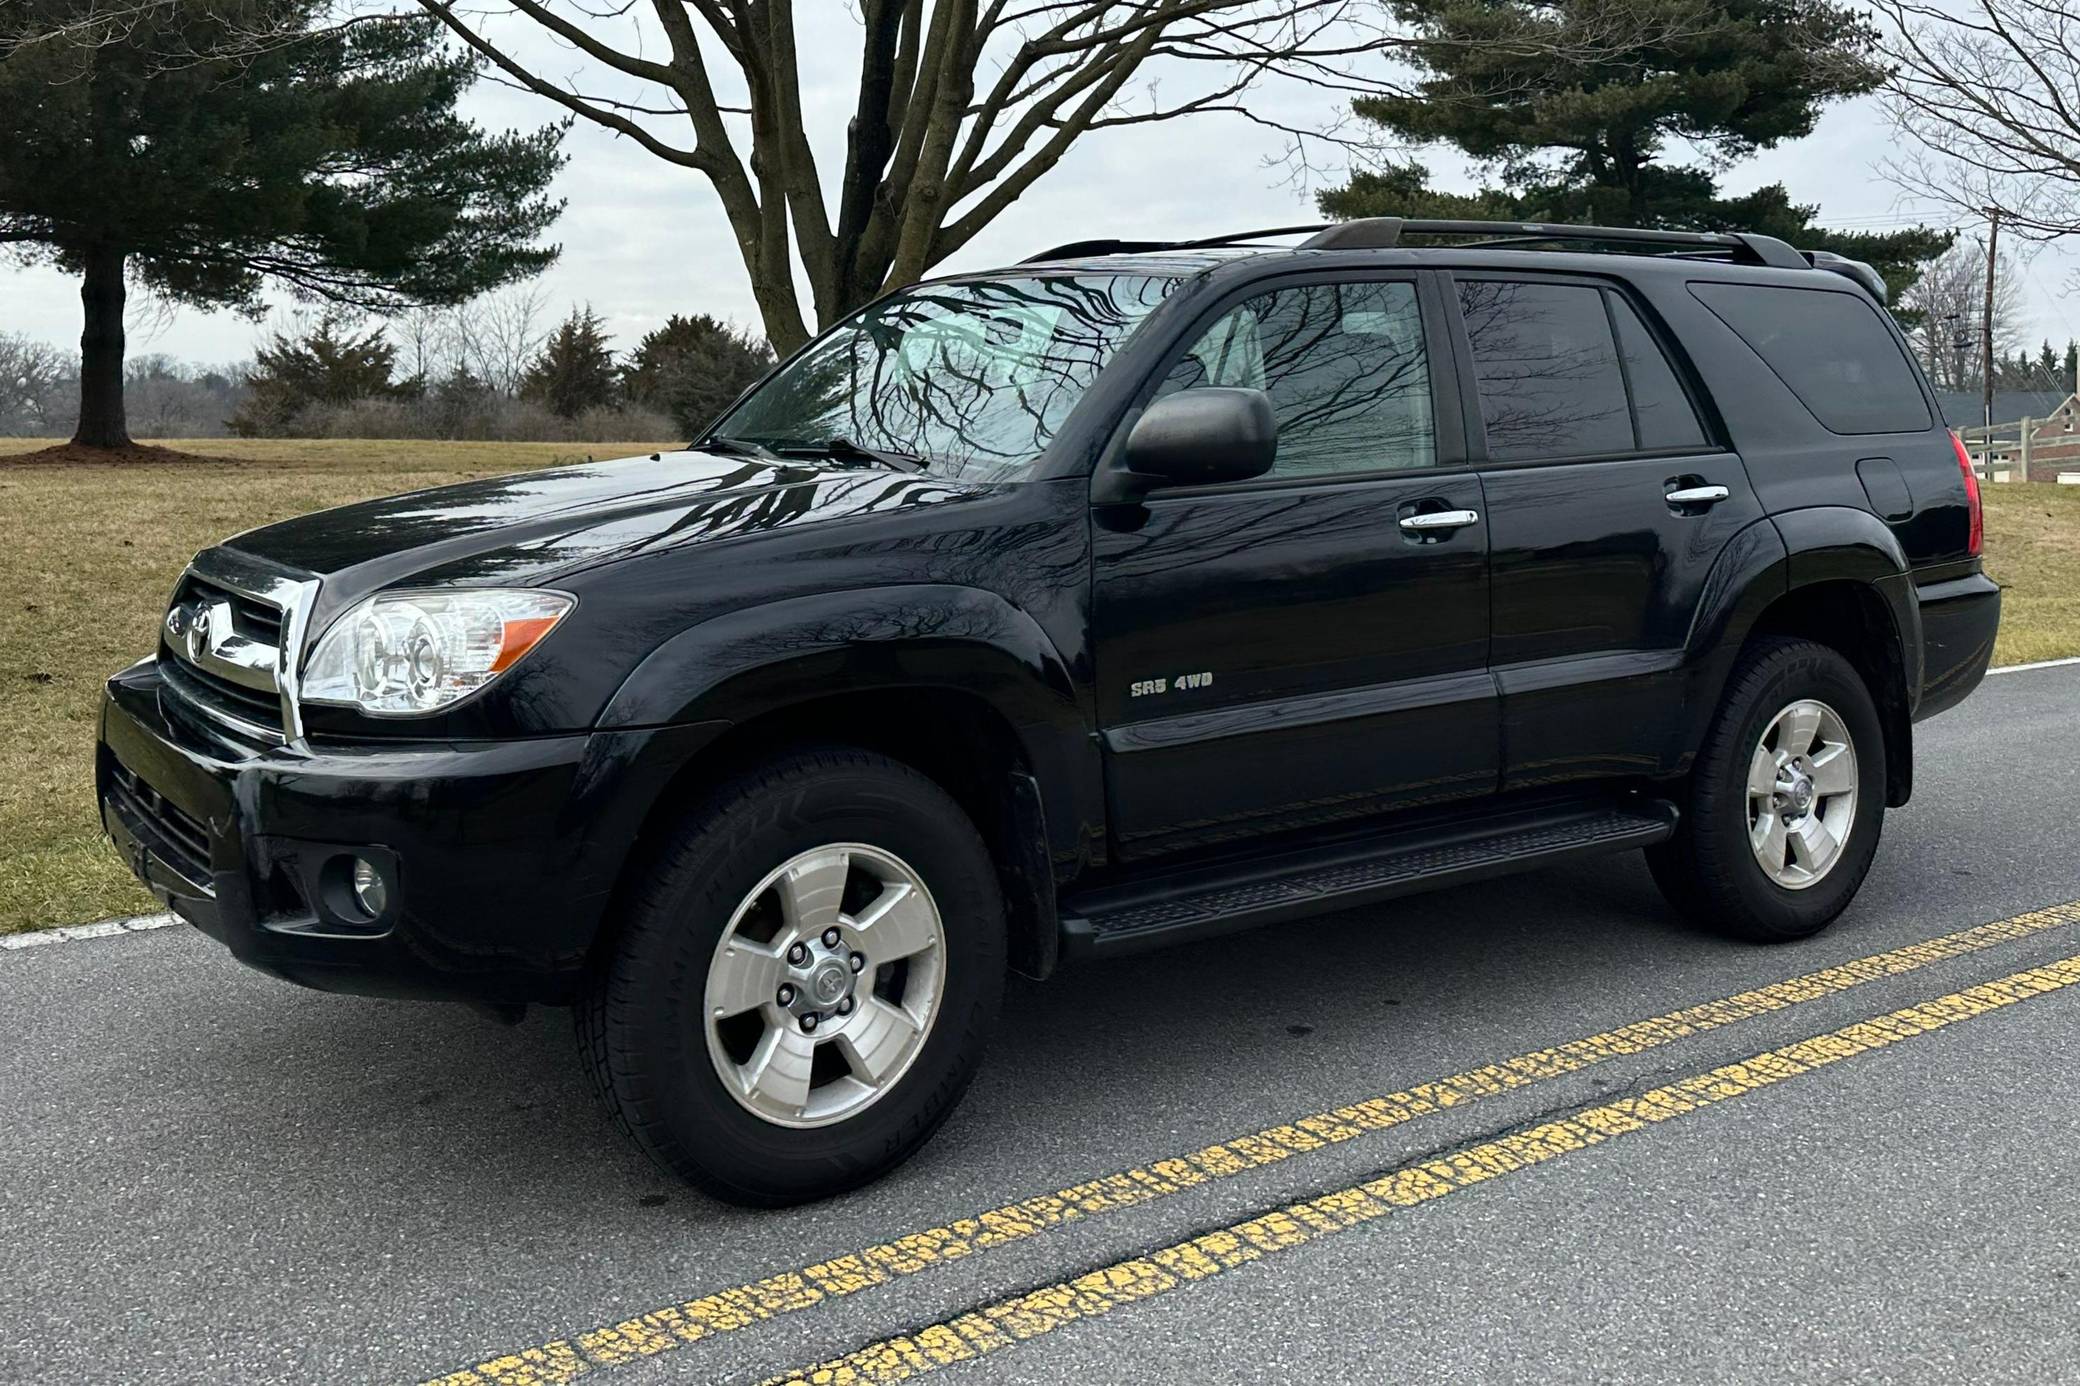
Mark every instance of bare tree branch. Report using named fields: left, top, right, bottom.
left=1877, top=0, right=2080, bottom=241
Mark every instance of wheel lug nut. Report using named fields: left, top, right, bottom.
left=800, top=1012, right=819, bottom=1033
left=836, top=996, right=854, bottom=1016
left=849, top=951, right=867, bottom=974
left=787, top=942, right=808, bottom=965
left=776, top=983, right=795, bottom=1006
left=821, top=927, right=842, bottom=948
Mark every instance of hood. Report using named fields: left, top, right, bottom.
left=224, top=448, right=989, bottom=595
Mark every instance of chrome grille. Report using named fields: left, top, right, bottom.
left=161, top=656, right=284, bottom=733
left=174, top=573, right=284, bottom=648
left=156, top=549, right=319, bottom=742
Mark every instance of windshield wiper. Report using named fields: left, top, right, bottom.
left=774, top=435, right=929, bottom=474
left=696, top=434, right=779, bottom=459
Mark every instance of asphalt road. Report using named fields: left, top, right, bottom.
left=7, top=663, right=2080, bottom=1386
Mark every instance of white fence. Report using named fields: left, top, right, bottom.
left=1955, top=419, right=2080, bottom=484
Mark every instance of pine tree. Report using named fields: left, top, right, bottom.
left=621, top=315, right=775, bottom=436
left=228, top=318, right=403, bottom=437
left=521, top=308, right=618, bottom=419
left=0, top=0, right=565, bottom=448
left=1319, top=0, right=1949, bottom=308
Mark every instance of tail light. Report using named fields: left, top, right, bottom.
left=1949, top=429, right=1984, bottom=556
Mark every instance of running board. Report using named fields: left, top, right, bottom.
left=1060, top=799, right=1678, bottom=959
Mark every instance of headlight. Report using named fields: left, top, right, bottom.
left=300, top=588, right=574, bottom=716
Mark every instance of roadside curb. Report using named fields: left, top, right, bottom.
left=0, top=912, right=179, bottom=951
left=1988, top=655, right=2080, bottom=675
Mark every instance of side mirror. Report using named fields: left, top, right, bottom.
left=1098, top=387, right=1276, bottom=503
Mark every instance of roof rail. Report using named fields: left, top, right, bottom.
left=1024, top=217, right=1831, bottom=277
left=1297, top=217, right=1808, bottom=269
left=1022, top=225, right=1331, bottom=263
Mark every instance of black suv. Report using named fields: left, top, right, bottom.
left=99, top=218, right=1999, bottom=1204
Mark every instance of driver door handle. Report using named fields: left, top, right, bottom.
left=1398, top=508, right=1481, bottom=534
left=1665, top=484, right=1730, bottom=506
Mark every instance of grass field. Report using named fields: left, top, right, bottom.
left=1, top=440, right=2072, bottom=934
left=0, top=436, right=670, bottom=934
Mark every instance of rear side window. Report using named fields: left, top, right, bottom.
left=1690, top=282, right=1931, bottom=434
left=1610, top=296, right=1707, bottom=450
left=1458, top=280, right=1633, bottom=461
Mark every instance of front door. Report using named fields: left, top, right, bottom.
left=1091, top=273, right=1498, bottom=863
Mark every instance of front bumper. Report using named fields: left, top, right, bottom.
left=97, top=659, right=718, bottom=1003
left=1914, top=571, right=2002, bottom=721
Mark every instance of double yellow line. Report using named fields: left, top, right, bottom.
left=422, top=901, right=2080, bottom=1386
left=769, top=946, right=2080, bottom=1385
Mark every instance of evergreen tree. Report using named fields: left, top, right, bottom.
left=621, top=314, right=775, bottom=436
left=0, top=0, right=565, bottom=448
left=229, top=317, right=404, bottom=437
left=1319, top=0, right=1949, bottom=308
left=521, top=308, right=618, bottom=419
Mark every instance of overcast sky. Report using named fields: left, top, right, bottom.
left=7, top=17, right=2079, bottom=380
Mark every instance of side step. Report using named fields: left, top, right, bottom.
left=1060, top=799, right=1678, bottom=959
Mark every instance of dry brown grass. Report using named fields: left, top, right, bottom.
left=0, top=437, right=668, bottom=933
left=0, top=445, right=2070, bottom=934
left=1981, top=481, right=2080, bottom=666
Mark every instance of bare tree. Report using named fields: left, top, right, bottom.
left=403, top=0, right=1668, bottom=352
left=450, top=283, right=553, bottom=394
left=0, top=334, right=78, bottom=435
left=388, top=304, right=454, bottom=386
left=1877, top=0, right=2080, bottom=241
left=1897, top=237, right=2025, bottom=389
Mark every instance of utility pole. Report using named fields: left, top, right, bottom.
left=1982, top=206, right=2001, bottom=438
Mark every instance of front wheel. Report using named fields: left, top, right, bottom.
left=577, top=747, right=1005, bottom=1206
left=1648, top=637, right=1886, bottom=941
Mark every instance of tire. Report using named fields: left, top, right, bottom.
left=1647, top=637, right=1886, bottom=941
left=576, top=746, right=1006, bottom=1206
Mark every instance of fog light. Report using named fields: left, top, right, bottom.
left=350, top=857, right=388, bottom=918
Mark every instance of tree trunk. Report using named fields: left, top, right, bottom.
left=72, top=244, right=131, bottom=449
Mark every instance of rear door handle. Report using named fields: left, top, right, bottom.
left=1398, top=508, right=1480, bottom=533
left=1665, top=484, right=1730, bottom=507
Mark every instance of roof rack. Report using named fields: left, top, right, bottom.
left=1295, top=217, right=1809, bottom=270
left=1025, top=217, right=1809, bottom=274
left=1021, top=217, right=1890, bottom=300
left=1021, top=225, right=1334, bottom=263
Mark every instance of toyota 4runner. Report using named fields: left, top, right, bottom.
left=98, top=218, right=2000, bottom=1204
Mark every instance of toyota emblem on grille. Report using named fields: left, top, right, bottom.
left=166, top=598, right=221, bottom=662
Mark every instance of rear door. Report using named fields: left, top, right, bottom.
left=1091, top=272, right=1497, bottom=862
left=1449, top=273, right=1765, bottom=789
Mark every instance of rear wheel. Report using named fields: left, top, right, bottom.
left=1648, top=638, right=1886, bottom=941
left=577, top=747, right=1005, bottom=1205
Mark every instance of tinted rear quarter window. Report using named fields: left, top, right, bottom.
left=1690, top=282, right=1931, bottom=434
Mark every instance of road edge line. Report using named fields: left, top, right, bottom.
left=0, top=912, right=179, bottom=950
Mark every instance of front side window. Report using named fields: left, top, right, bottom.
left=1156, top=279, right=1436, bottom=477
left=716, top=273, right=1178, bottom=482
left=1457, top=280, right=1634, bottom=462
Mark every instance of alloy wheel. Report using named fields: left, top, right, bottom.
left=702, top=843, right=946, bottom=1127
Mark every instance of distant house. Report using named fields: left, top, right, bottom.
left=1930, top=389, right=2069, bottom=432
left=1935, top=388, right=2080, bottom=482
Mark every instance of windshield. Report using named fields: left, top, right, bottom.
left=712, top=273, right=1179, bottom=482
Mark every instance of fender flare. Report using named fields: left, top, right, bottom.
left=596, top=583, right=1101, bottom=877
left=1771, top=507, right=1923, bottom=703
left=1681, top=507, right=1919, bottom=803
